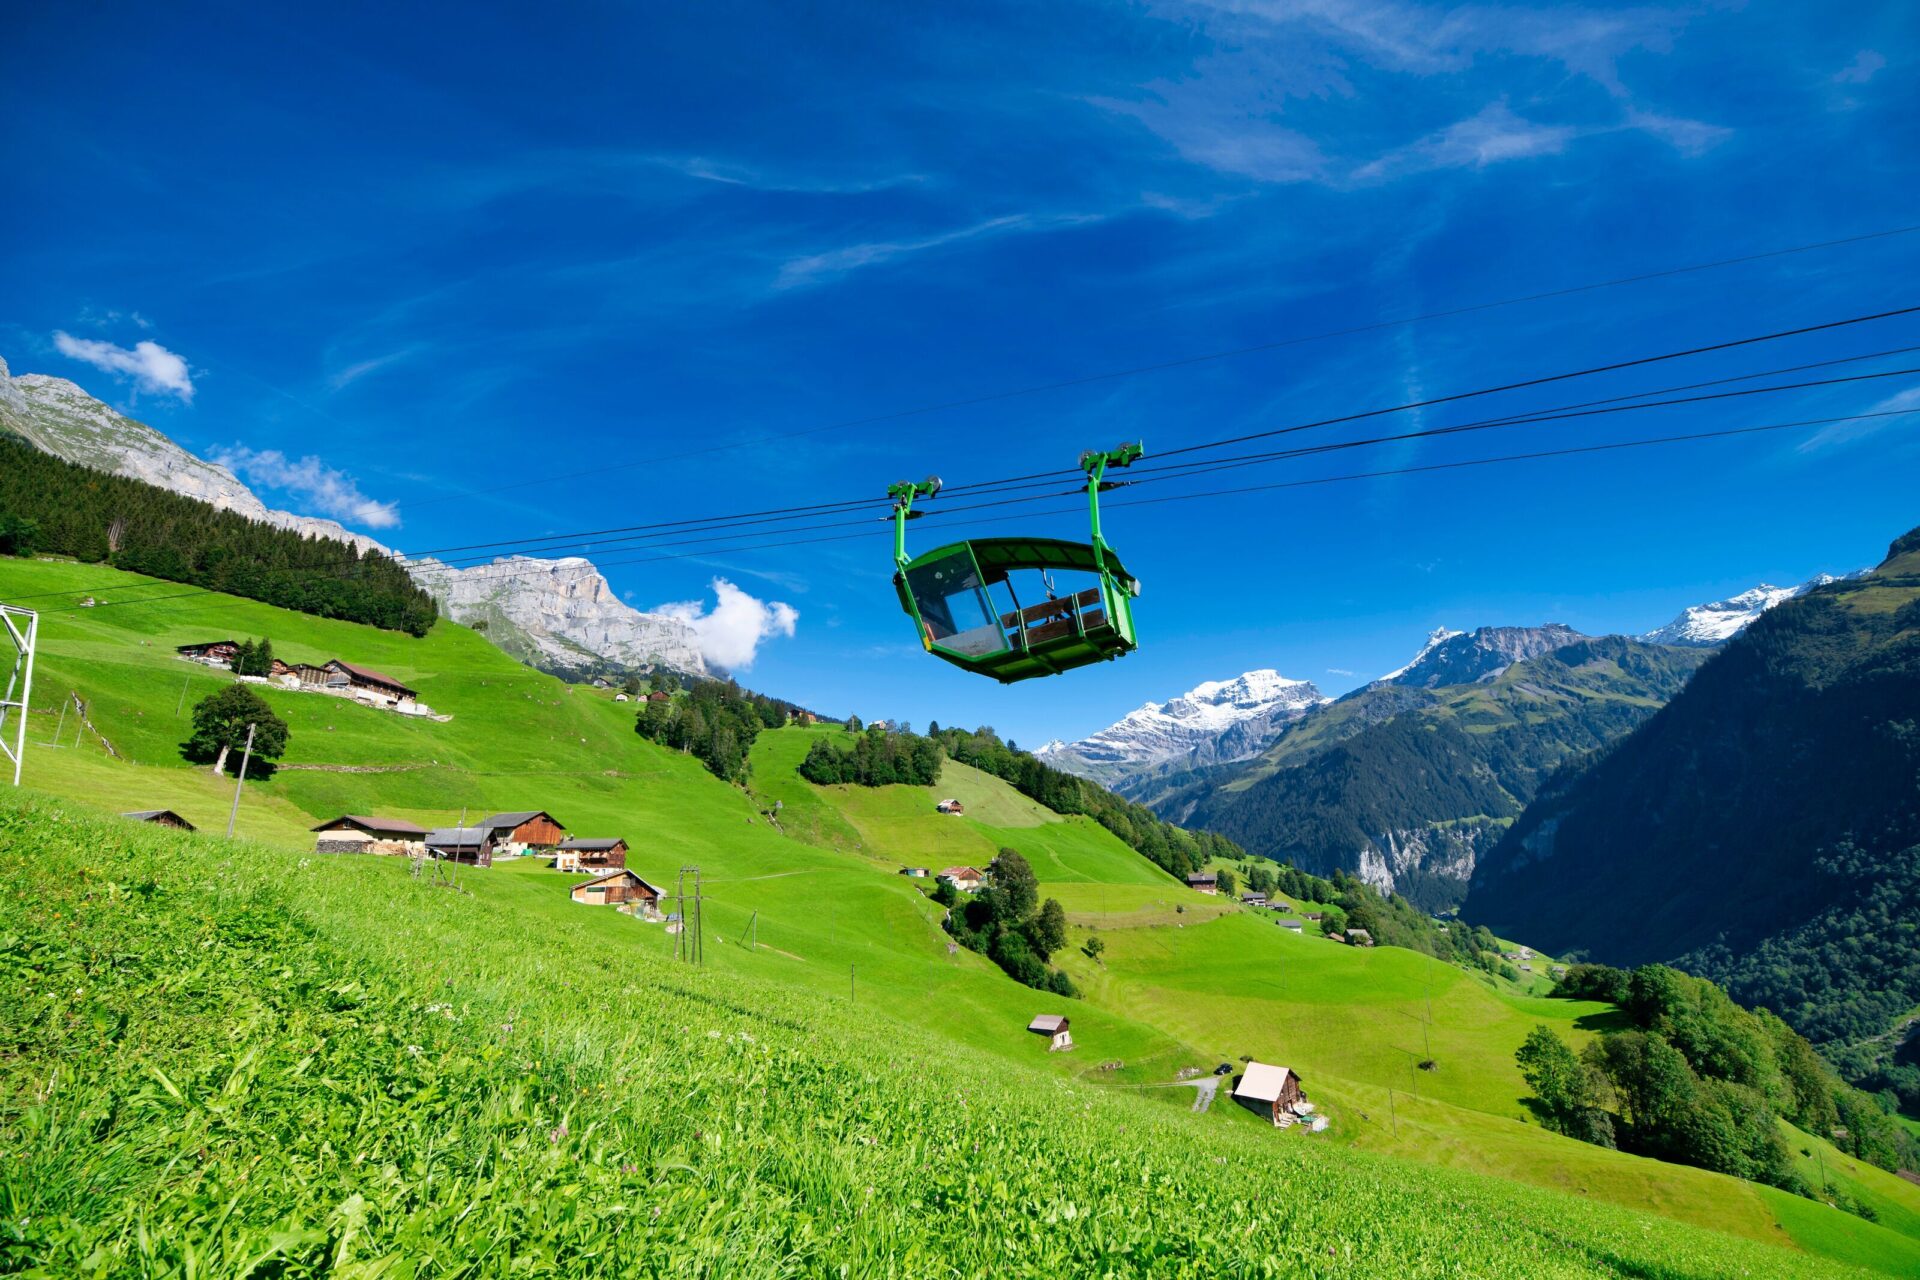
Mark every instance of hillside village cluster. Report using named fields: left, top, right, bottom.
left=176, top=638, right=448, bottom=720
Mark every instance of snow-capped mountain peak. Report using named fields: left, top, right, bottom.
left=1036, top=669, right=1328, bottom=793
left=1639, top=573, right=1859, bottom=648
left=1379, top=627, right=1463, bottom=682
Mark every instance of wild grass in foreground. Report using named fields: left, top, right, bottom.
left=0, top=794, right=1886, bottom=1277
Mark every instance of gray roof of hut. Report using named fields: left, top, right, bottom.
left=557, top=837, right=626, bottom=851
left=312, top=814, right=427, bottom=836
left=479, top=811, right=562, bottom=832
left=1028, top=1014, right=1069, bottom=1033
left=425, top=827, right=489, bottom=846
left=123, top=809, right=196, bottom=829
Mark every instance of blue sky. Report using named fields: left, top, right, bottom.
left=3, top=1, right=1917, bottom=746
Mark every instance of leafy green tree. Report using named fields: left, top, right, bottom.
left=232, top=636, right=274, bottom=677
left=982, top=849, right=1039, bottom=925
left=1083, top=932, right=1105, bottom=962
left=1319, top=906, right=1348, bottom=938
left=1028, top=898, right=1068, bottom=960
left=845, top=714, right=863, bottom=733
left=1517, top=1025, right=1615, bottom=1148
left=1216, top=866, right=1239, bottom=898
left=184, top=684, right=289, bottom=776
left=622, top=674, right=643, bottom=696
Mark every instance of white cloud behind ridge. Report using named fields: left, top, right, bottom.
left=210, top=445, right=402, bottom=529
left=656, top=577, right=799, bottom=671
left=52, top=332, right=195, bottom=401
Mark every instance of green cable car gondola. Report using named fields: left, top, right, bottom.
left=890, top=442, right=1144, bottom=684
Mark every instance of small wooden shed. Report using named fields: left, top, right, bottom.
left=123, top=809, right=196, bottom=831
left=312, top=814, right=427, bottom=854
left=1028, top=1014, right=1073, bottom=1051
left=569, top=869, right=665, bottom=915
left=1232, top=1062, right=1306, bottom=1126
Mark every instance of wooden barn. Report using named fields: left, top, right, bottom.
left=937, top=865, right=985, bottom=893
left=1232, top=1062, right=1307, bottom=1126
left=327, top=659, right=417, bottom=705
left=790, top=709, right=818, bottom=726
left=569, top=869, right=664, bottom=914
left=478, top=810, right=569, bottom=850
left=424, top=827, right=494, bottom=867
left=1186, top=872, right=1218, bottom=894
left=935, top=798, right=966, bottom=815
left=123, top=809, right=196, bottom=831
left=312, top=814, right=427, bottom=855
left=1027, top=1014, right=1073, bottom=1051
left=554, top=836, right=627, bottom=871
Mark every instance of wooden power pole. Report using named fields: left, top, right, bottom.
left=224, top=721, right=257, bottom=837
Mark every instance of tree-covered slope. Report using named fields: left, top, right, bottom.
left=1170, top=636, right=1707, bottom=909
left=1468, top=527, right=1920, bottom=1105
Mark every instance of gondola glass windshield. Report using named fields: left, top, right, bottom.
left=889, top=443, right=1144, bottom=684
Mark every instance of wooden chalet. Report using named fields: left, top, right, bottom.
left=312, top=814, right=427, bottom=854
left=569, top=869, right=664, bottom=914
left=1242, top=893, right=1268, bottom=906
left=478, top=810, right=568, bottom=849
left=937, top=865, right=985, bottom=893
left=1345, top=928, right=1374, bottom=947
left=935, top=798, right=965, bottom=815
left=327, top=659, right=416, bottom=704
left=646, top=691, right=671, bottom=703
left=790, top=709, right=818, bottom=726
left=123, top=809, right=196, bottom=831
left=1027, top=1014, right=1073, bottom=1051
left=424, top=827, right=494, bottom=867
left=554, top=836, right=627, bottom=871
left=1186, top=872, right=1218, bottom=894
left=175, top=640, right=240, bottom=666
left=1231, top=1062, right=1307, bottom=1126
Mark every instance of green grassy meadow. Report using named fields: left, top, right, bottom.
left=4, top=554, right=1919, bottom=1275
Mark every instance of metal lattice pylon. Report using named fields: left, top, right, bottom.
left=674, top=866, right=703, bottom=965
left=0, top=605, right=39, bottom=787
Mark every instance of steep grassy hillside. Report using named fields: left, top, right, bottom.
left=13, top=794, right=1906, bottom=1277
left=1469, top=529, right=1920, bottom=1106
left=5, top=555, right=1917, bottom=1273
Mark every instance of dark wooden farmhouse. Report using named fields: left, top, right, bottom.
left=1186, top=872, right=1218, bottom=894
left=312, top=814, right=427, bottom=854
left=424, top=827, right=494, bottom=867
left=478, top=810, right=568, bottom=849
left=555, top=836, right=627, bottom=871
left=123, top=809, right=196, bottom=831
left=1231, top=1062, right=1307, bottom=1126
left=175, top=640, right=240, bottom=666
left=569, top=869, right=665, bottom=913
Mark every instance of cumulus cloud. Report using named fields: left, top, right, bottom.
left=209, top=445, right=402, bottom=529
left=655, top=577, right=799, bottom=670
left=51, top=332, right=195, bottom=401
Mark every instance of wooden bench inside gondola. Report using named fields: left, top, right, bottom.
left=1002, top=588, right=1103, bottom=646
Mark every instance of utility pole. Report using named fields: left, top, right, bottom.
left=225, top=721, right=257, bottom=837
left=176, top=674, right=191, bottom=718
left=1388, top=1086, right=1398, bottom=1139
left=675, top=867, right=703, bottom=964
left=0, top=605, right=38, bottom=787
left=51, top=696, right=67, bottom=750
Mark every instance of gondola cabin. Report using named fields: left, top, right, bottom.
left=890, top=444, right=1145, bottom=684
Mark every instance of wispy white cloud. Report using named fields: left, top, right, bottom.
left=655, top=577, right=798, bottom=670
left=51, top=332, right=195, bottom=401
left=1353, top=101, right=1577, bottom=180
left=1833, top=50, right=1885, bottom=85
left=1797, top=387, right=1920, bottom=453
left=209, top=445, right=401, bottom=529
left=1326, top=666, right=1358, bottom=676
left=644, top=154, right=927, bottom=194
left=775, top=212, right=1103, bottom=289
left=77, top=305, right=152, bottom=330
left=328, top=345, right=425, bottom=391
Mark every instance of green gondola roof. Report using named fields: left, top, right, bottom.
left=905, top=536, right=1135, bottom=586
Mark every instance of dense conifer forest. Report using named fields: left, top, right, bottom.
left=0, top=437, right=436, bottom=633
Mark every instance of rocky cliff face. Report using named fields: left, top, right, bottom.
left=407, top=555, right=706, bottom=677
left=0, top=357, right=385, bottom=552
left=1377, top=623, right=1586, bottom=689
left=1035, top=669, right=1328, bottom=795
